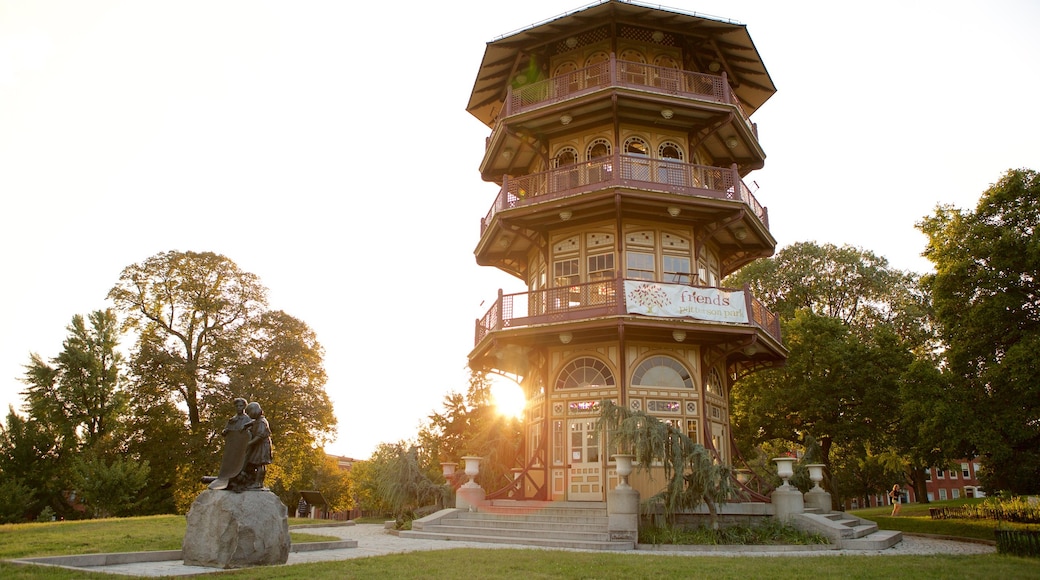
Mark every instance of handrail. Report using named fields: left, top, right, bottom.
left=475, top=277, right=782, bottom=346
left=504, top=54, right=756, bottom=138
left=481, top=155, right=768, bottom=235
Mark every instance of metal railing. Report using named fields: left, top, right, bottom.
left=505, top=54, right=755, bottom=136
left=482, top=155, right=767, bottom=234
left=475, top=277, right=781, bottom=346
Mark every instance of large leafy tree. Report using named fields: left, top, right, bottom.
left=109, top=251, right=336, bottom=510
left=726, top=242, right=935, bottom=503
left=918, top=168, right=1040, bottom=494
left=108, top=250, right=268, bottom=433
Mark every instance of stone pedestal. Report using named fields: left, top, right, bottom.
left=607, top=487, right=640, bottom=542
left=770, top=485, right=805, bottom=522
left=183, top=490, right=290, bottom=568
left=804, top=488, right=832, bottom=514
left=455, top=483, right=486, bottom=512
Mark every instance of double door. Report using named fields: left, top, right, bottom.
left=567, top=419, right=603, bottom=501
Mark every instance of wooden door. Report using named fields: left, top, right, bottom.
left=567, top=418, right=603, bottom=500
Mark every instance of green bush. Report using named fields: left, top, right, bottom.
left=928, top=496, right=1040, bottom=524
left=638, top=518, right=828, bottom=545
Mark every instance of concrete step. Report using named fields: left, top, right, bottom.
left=456, top=512, right=608, bottom=526
left=415, top=523, right=611, bottom=542
left=449, top=516, right=609, bottom=533
left=405, top=502, right=628, bottom=551
left=841, top=529, right=903, bottom=550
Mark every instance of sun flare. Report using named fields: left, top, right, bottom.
left=489, top=375, right=526, bottom=420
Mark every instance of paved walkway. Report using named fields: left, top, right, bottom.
left=14, top=523, right=997, bottom=577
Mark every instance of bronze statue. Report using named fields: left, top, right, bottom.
left=206, top=397, right=273, bottom=491
left=244, top=402, right=272, bottom=490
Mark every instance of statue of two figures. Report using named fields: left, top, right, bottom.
left=207, top=398, right=273, bottom=492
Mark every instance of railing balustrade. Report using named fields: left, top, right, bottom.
left=482, top=155, right=768, bottom=233
left=505, top=54, right=753, bottom=136
left=474, top=277, right=782, bottom=346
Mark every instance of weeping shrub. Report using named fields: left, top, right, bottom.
left=596, top=400, right=734, bottom=529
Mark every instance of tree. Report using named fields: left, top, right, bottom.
left=418, top=372, right=522, bottom=495
left=918, top=168, right=1040, bottom=494
left=726, top=242, right=930, bottom=501
left=359, top=442, right=443, bottom=525
left=108, top=250, right=268, bottom=433
left=68, top=452, right=150, bottom=518
left=109, top=250, right=336, bottom=511
left=21, top=310, right=127, bottom=453
left=0, top=407, right=69, bottom=519
left=597, top=400, right=733, bottom=529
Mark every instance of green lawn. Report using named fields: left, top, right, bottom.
left=0, top=516, right=334, bottom=559
left=2, top=511, right=1038, bottom=579
left=850, top=499, right=1036, bottom=542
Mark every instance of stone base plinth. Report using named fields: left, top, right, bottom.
left=804, top=488, right=832, bottom=514
left=770, top=485, right=805, bottom=522
left=183, top=490, right=290, bottom=569
left=456, top=483, right=486, bottom=512
left=607, top=487, right=640, bottom=541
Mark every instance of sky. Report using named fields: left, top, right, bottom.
left=2, top=0, right=1038, bottom=460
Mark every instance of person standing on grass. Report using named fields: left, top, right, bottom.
left=889, top=484, right=902, bottom=516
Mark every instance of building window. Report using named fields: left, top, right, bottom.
left=686, top=419, right=699, bottom=443
left=937, top=469, right=945, bottom=479
left=631, top=355, right=693, bottom=388
left=697, top=246, right=720, bottom=286
left=587, top=252, right=615, bottom=282
left=556, top=357, right=616, bottom=390
left=950, top=468, right=958, bottom=480
left=924, top=468, right=932, bottom=481
left=962, top=463, right=970, bottom=478
left=927, top=492, right=934, bottom=501
left=586, top=138, right=611, bottom=160
left=939, top=489, right=947, bottom=500
left=553, top=420, right=564, bottom=465
left=705, top=367, right=724, bottom=396
left=952, top=488, right=960, bottom=499
left=623, top=136, right=651, bottom=181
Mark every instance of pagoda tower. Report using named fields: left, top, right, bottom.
left=467, top=0, right=786, bottom=502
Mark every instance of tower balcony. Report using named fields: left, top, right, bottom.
left=505, top=57, right=754, bottom=136
left=481, top=155, right=766, bottom=233
left=479, top=54, right=765, bottom=180
left=476, top=155, right=773, bottom=279
left=471, top=277, right=784, bottom=369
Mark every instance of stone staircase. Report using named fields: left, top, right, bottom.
left=793, top=510, right=903, bottom=550
left=401, top=500, right=635, bottom=551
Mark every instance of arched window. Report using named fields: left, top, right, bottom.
left=619, top=48, right=646, bottom=85
left=553, top=146, right=580, bottom=192
left=553, top=61, right=581, bottom=93
left=586, top=139, right=611, bottom=160
left=585, top=51, right=609, bottom=86
left=556, top=357, right=616, bottom=390
left=652, top=54, right=681, bottom=92
left=553, top=147, right=578, bottom=168
left=624, top=136, right=649, bottom=156
left=624, top=136, right=650, bottom=180
left=632, top=355, right=693, bottom=388
left=658, top=141, right=685, bottom=186
left=659, top=142, right=684, bottom=161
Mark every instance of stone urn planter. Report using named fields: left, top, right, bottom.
left=612, top=454, right=635, bottom=489
left=773, top=456, right=796, bottom=488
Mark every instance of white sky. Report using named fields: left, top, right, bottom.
left=2, top=1, right=1038, bottom=459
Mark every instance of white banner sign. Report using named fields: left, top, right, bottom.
left=624, top=281, right=748, bottom=324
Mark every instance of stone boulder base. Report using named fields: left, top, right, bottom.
left=183, top=490, right=290, bottom=569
